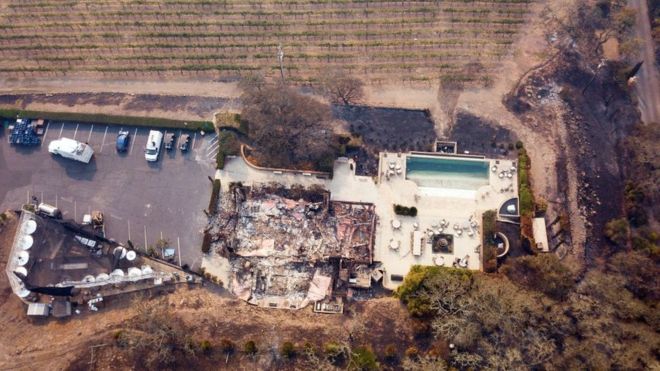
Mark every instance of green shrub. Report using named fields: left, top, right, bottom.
left=216, top=151, right=225, bottom=170
left=519, top=185, right=534, bottom=215
left=200, top=340, right=212, bottom=354
left=216, top=130, right=241, bottom=170
left=604, top=218, right=629, bottom=248
left=280, top=341, right=296, bottom=359
left=517, top=147, right=534, bottom=216
left=244, top=340, right=257, bottom=355
left=350, top=346, right=379, bottom=370
left=515, top=140, right=524, bottom=149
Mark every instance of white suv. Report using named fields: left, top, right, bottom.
left=144, top=130, right=163, bottom=162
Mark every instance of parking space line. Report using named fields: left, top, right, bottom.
left=40, top=122, right=50, bottom=147
left=177, top=237, right=181, bottom=266
left=74, top=200, right=77, bottom=221
left=26, top=190, right=29, bottom=204
left=72, top=123, right=79, bottom=140
left=55, top=193, right=58, bottom=208
left=100, top=126, right=108, bottom=153
left=208, top=134, right=218, bottom=146
left=129, top=128, right=138, bottom=154
left=206, top=141, right=220, bottom=155
left=192, top=132, right=197, bottom=150
left=206, top=146, right=219, bottom=156
left=40, top=191, right=44, bottom=203
left=127, top=220, right=131, bottom=241
left=58, top=123, right=64, bottom=138
left=144, top=225, right=148, bottom=251
left=87, top=124, right=94, bottom=143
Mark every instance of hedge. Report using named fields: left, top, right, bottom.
left=201, top=231, right=212, bottom=254
left=208, top=179, right=221, bottom=215
left=517, top=147, right=534, bottom=216
left=216, top=130, right=241, bottom=169
left=0, top=107, right=213, bottom=131
left=482, top=210, right=498, bottom=272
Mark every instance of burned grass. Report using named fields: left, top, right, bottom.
left=333, top=105, right=436, bottom=175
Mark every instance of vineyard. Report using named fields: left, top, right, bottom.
left=0, top=0, right=534, bottom=86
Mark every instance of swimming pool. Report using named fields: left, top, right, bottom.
left=406, top=155, right=490, bottom=190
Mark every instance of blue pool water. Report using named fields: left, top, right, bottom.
left=405, top=155, right=490, bottom=190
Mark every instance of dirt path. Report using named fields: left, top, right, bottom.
left=630, top=0, right=660, bottom=124
left=0, top=78, right=241, bottom=99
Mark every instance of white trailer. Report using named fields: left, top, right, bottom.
left=48, top=138, right=94, bottom=163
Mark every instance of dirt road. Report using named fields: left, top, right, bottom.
left=630, top=0, right=660, bottom=124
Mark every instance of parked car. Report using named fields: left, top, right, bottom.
left=48, top=137, right=94, bottom=163
left=164, top=132, right=176, bottom=150
left=179, top=134, right=191, bottom=152
left=144, top=130, right=163, bottom=162
left=116, top=129, right=130, bottom=152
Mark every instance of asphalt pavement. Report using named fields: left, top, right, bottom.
left=0, top=120, right=219, bottom=270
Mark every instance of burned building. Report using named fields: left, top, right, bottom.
left=208, top=184, right=377, bottom=309
left=5, top=210, right=188, bottom=318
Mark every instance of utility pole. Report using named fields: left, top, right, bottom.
left=277, top=43, right=285, bottom=82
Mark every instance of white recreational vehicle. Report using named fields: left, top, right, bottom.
left=48, top=138, right=94, bottom=163
left=144, top=130, right=163, bottom=162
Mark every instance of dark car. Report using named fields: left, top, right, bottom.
left=116, top=130, right=130, bottom=152
left=164, top=132, right=176, bottom=150
left=179, top=134, right=191, bottom=152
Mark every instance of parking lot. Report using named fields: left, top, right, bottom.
left=0, top=120, right=220, bottom=270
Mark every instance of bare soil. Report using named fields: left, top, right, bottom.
left=0, top=92, right=238, bottom=121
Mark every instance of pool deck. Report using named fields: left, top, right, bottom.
left=376, top=152, right=517, bottom=288
left=214, top=151, right=517, bottom=290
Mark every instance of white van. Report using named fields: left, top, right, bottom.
left=48, top=137, right=94, bottom=163
left=144, top=130, right=163, bottom=162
